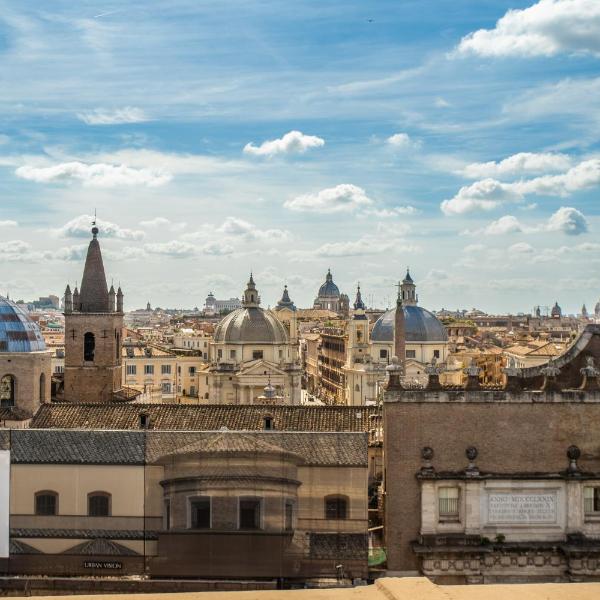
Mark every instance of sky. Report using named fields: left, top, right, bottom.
left=1, top=0, right=600, bottom=315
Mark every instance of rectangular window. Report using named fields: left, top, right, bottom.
left=285, top=501, right=294, bottom=531
left=325, top=496, right=347, bottom=520
left=379, top=349, right=388, bottom=359
left=162, top=382, right=172, bottom=394
left=217, top=349, right=223, bottom=359
left=239, top=498, right=261, bottom=529
left=584, top=487, right=600, bottom=515
left=438, top=487, right=460, bottom=521
left=144, top=364, right=154, bottom=375
left=252, top=350, right=264, bottom=360
left=230, top=349, right=236, bottom=359
left=190, top=497, right=211, bottom=529
left=35, top=493, right=57, bottom=516
left=189, top=366, right=196, bottom=375
left=126, top=365, right=137, bottom=375
left=161, top=364, right=171, bottom=375
left=164, top=499, right=171, bottom=530
left=433, top=350, right=440, bottom=359
left=190, top=385, right=196, bottom=397
left=406, top=349, right=416, bottom=359
left=279, top=349, right=283, bottom=359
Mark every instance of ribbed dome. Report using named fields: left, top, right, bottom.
left=0, top=296, right=47, bottom=352
left=371, top=306, right=447, bottom=343
left=318, top=269, right=340, bottom=298
left=213, top=307, right=289, bottom=344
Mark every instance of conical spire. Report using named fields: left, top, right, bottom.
left=353, top=284, right=365, bottom=310
left=78, top=225, right=109, bottom=313
left=403, top=268, right=413, bottom=284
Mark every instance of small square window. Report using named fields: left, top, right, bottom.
left=252, top=350, right=264, bottom=360
left=379, top=349, right=388, bottom=359
left=406, top=350, right=416, bottom=359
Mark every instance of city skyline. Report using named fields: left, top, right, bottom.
left=1, top=1, right=599, bottom=312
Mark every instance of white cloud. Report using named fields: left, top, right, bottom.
left=144, top=241, right=197, bottom=258
left=459, top=152, right=572, bottom=179
left=43, top=245, right=88, bottom=262
left=545, top=206, right=588, bottom=235
left=434, top=97, right=451, bottom=108
left=284, top=184, right=373, bottom=214
left=441, top=179, right=515, bottom=215
left=314, top=236, right=394, bottom=257
left=387, top=132, right=419, bottom=149
left=56, top=215, right=145, bottom=241
left=508, top=242, right=535, bottom=254
left=363, top=206, right=420, bottom=218
left=466, top=206, right=589, bottom=237
left=140, top=217, right=186, bottom=232
left=442, top=159, right=600, bottom=215
left=455, top=0, right=600, bottom=58
left=484, top=215, right=524, bottom=235
left=0, top=220, right=17, bottom=227
left=0, top=240, right=36, bottom=262
left=144, top=239, right=234, bottom=258
left=216, top=217, right=290, bottom=242
left=77, top=106, right=150, bottom=125
left=16, top=161, right=171, bottom=187
left=243, top=130, right=324, bottom=157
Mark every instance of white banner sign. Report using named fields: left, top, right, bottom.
left=488, top=492, right=557, bottom=524
left=0, top=450, right=9, bottom=558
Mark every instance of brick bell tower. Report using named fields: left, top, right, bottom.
left=63, top=223, right=124, bottom=403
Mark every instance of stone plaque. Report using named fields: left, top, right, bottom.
left=487, top=492, right=557, bottom=524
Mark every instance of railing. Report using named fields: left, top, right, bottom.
left=439, top=497, right=459, bottom=517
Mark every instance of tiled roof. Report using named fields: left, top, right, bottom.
left=0, top=429, right=9, bottom=450
left=11, top=528, right=156, bottom=540
left=147, top=431, right=367, bottom=467
left=9, top=430, right=145, bottom=465
left=63, top=538, right=141, bottom=556
left=0, top=407, right=32, bottom=422
left=31, top=403, right=377, bottom=432
left=10, top=540, right=42, bottom=555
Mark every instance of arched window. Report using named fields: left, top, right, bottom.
left=35, top=491, right=58, bottom=515
left=324, top=495, right=348, bottom=520
left=88, top=492, right=111, bottom=517
left=84, top=332, right=95, bottom=362
left=39, top=373, right=46, bottom=403
left=0, top=374, right=15, bottom=407
left=115, top=331, right=120, bottom=361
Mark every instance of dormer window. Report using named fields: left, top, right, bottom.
left=264, top=416, right=274, bottom=430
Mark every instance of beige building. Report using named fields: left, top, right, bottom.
left=2, top=414, right=369, bottom=585
left=122, top=344, right=209, bottom=402
left=504, top=339, right=568, bottom=368
left=208, top=276, right=302, bottom=404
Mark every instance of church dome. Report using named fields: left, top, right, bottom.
left=318, top=269, right=340, bottom=298
left=371, top=305, right=448, bottom=343
left=213, top=307, right=289, bottom=344
left=0, top=296, right=47, bottom=352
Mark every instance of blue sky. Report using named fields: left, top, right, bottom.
left=1, top=0, right=600, bottom=314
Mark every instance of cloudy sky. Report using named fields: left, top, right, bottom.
left=1, top=0, right=600, bottom=314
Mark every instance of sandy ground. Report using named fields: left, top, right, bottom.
left=22, top=577, right=600, bottom=600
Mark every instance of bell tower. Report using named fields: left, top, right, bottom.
left=63, top=224, right=124, bottom=403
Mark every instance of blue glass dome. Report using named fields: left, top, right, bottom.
left=0, top=296, right=47, bottom=352
left=371, top=305, right=447, bottom=343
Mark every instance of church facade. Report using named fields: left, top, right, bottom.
left=208, top=276, right=302, bottom=404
